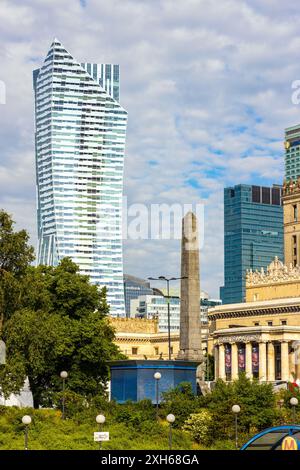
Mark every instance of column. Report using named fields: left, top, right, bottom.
left=214, top=345, right=219, bottom=380
left=231, top=343, right=238, bottom=380
left=281, top=341, right=289, bottom=382
left=219, top=343, right=226, bottom=380
left=245, top=342, right=253, bottom=379
left=267, top=341, right=275, bottom=382
left=259, top=342, right=267, bottom=381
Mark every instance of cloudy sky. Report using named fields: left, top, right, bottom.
left=1, top=0, right=300, bottom=297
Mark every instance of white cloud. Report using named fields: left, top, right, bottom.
left=0, top=0, right=299, bottom=298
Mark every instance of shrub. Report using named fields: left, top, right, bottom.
left=183, top=410, right=213, bottom=446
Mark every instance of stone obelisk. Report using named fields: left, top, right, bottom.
left=177, top=211, right=202, bottom=362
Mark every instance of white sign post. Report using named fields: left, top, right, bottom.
left=94, top=431, right=109, bottom=449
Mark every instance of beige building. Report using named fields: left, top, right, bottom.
left=209, top=257, right=300, bottom=383
left=110, top=317, right=179, bottom=360
left=283, top=178, right=300, bottom=267
left=110, top=317, right=208, bottom=361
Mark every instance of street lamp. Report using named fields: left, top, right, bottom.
left=232, top=405, right=241, bottom=449
left=290, top=397, right=299, bottom=424
left=22, top=415, right=31, bottom=450
left=96, top=414, right=106, bottom=450
left=166, top=413, right=175, bottom=450
left=60, top=370, right=68, bottom=420
left=154, top=372, right=161, bottom=419
left=148, top=276, right=187, bottom=359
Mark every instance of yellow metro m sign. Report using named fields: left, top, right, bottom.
left=281, top=436, right=298, bottom=450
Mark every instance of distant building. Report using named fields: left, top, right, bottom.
left=133, top=292, right=221, bottom=342
left=123, top=274, right=153, bottom=317
left=135, top=294, right=180, bottom=332
left=284, top=124, right=300, bottom=182
left=200, top=292, right=222, bottom=325
left=220, top=184, right=284, bottom=305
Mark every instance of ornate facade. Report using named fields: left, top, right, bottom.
left=282, top=179, right=300, bottom=267
left=209, top=258, right=300, bottom=383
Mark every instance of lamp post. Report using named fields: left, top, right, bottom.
left=154, top=372, right=161, bottom=419
left=290, top=397, right=299, bottom=424
left=166, top=414, right=175, bottom=450
left=96, top=414, right=106, bottom=450
left=22, top=415, right=31, bottom=450
left=232, top=405, right=240, bottom=449
left=60, top=370, right=68, bottom=420
left=148, top=276, right=187, bottom=359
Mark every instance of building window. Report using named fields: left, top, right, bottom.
left=267, top=321, right=273, bottom=326
left=154, top=347, right=159, bottom=355
left=254, top=322, right=259, bottom=326
left=294, top=205, right=298, bottom=222
left=170, top=347, right=173, bottom=355
left=132, top=347, right=138, bottom=355
left=281, top=320, right=287, bottom=326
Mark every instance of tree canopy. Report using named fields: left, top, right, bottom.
left=0, top=209, right=125, bottom=407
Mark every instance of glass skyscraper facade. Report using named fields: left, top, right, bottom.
left=33, top=39, right=127, bottom=317
left=285, top=124, right=300, bottom=181
left=220, top=184, right=284, bottom=305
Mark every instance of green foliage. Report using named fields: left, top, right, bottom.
left=0, top=405, right=196, bottom=450
left=1, top=257, right=125, bottom=407
left=161, top=382, right=201, bottom=428
left=0, top=210, right=34, bottom=324
left=199, top=374, right=279, bottom=441
left=183, top=410, right=214, bottom=445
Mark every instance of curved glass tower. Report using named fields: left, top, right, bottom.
left=33, top=39, right=127, bottom=316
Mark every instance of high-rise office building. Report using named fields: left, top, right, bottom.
left=220, top=184, right=284, bottom=304
left=123, top=274, right=153, bottom=317
left=33, top=39, right=127, bottom=317
left=284, top=124, right=300, bottom=182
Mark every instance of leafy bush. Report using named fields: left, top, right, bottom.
left=183, top=410, right=213, bottom=445
left=161, top=382, right=201, bottom=428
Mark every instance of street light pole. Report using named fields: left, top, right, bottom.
left=166, top=279, right=171, bottom=360
left=96, top=414, right=106, bottom=450
left=232, top=405, right=241, bottom=450
left=22, top=415, right=32, bottom=451
left=166, top=414, right=175, bottom=449
left=60, top=371, right=68, bottom=420
left=154, top=372, right=161, bottom=419
left=148, top=276, right=187, bottom=360
left=290, top=397, right=299, bottom=424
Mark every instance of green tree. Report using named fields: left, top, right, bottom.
left=0, top=210, right=34, bottom=325
left=200, top=374, right=279, bottom=440
left=161, top=382, right=201, bottom=427
left=1, top=259, right=124, bottom=407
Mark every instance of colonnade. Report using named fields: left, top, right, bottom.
left=214, top=340, right=300, bottom=382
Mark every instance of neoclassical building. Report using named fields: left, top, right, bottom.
left=208, top=257, right=300, bottom=383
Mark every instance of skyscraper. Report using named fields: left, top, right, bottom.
left=284, top=124, right=300, bottom=182
left=220, top=184, right=284, bottom=304
left=33, top=39, right=127, bottom=317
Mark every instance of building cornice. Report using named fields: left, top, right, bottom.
left=208, top=297, right=300, bottom=320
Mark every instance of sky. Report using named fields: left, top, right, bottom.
left=1, top=0, right=300, bottom=297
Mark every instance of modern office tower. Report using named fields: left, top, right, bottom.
left=135, top=294, right=181, bottom=332
left=123, top=274, right=153, bottom=317
left=33, top=39, right=127, bottom=317
left=284, top=124, right=300, bottom=181
left=220, top=184, right=284, bottom=305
